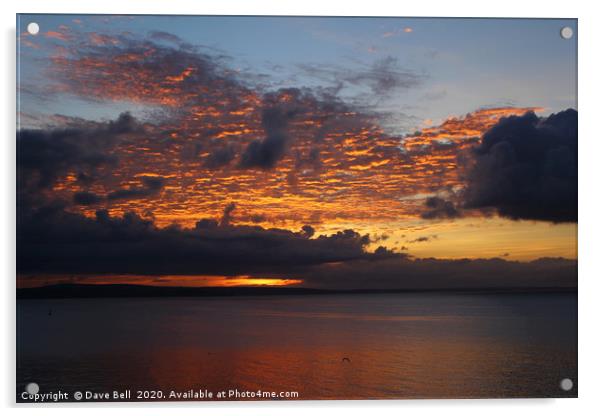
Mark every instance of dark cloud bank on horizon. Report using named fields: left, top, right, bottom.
left=17, top=204, right=576, bottom=290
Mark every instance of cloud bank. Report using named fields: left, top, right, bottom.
left=463, top=109, right=577, bottom=222
left=17, top=205, right=576, bottom=290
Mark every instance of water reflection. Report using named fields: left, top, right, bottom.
left=17, top=293, right=577, bottom=400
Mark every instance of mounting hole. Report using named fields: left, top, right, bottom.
left=25, top=382, right=39, bottom=394
left=560, top=26, right=573, bottom=40
left=27, top=22, right=40, bottom=36
left=560, top=378, right=573, bottom=391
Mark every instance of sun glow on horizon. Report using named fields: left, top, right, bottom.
left=16, top=275, right=304, bottom=289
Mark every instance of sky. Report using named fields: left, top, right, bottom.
left=16, top=15, right=577, bottom=289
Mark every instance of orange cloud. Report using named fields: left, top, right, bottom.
left=45, top=30, right=70, bottom=42
left=43, top=104, right=541, bottom=235
left=34, top=31, right=546, bottom=236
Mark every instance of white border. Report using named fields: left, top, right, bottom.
left=3, top=1, right=601, bottom=415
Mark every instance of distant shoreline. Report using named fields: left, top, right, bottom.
left=16, top=283, right=577, bottom=299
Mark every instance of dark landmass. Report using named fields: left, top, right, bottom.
left=16, top=283, right=577, bottom=299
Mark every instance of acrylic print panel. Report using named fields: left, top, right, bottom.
left=16, top=15, right=577, bottom=402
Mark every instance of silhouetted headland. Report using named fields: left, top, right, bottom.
left=16, top=283, right=576, bottom=299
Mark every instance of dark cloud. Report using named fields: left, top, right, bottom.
left=141, top=176, right=166, bottom=190
left=373, top=245, right=396, bottom=258
left=16, top=205, right=576, bottom=290
left=75, top=172, right=96, bottom=186
left=107, top=176, right=166, bottom=201
left=17, top=112, right=139, bottom=189
left=408, top=235, right=438, bottom=243
left=194, top=218, right=219, bottom=230
left=17, top=206, right=370, bottom=277
left=204, top=144, right=237, bottom=168
left=302, top=256, right=576, bottom=290
left=301, top=225, right=315, bottom=238
left=69, top=174, right=166, bottom=207
left=421, top=196, right=463, bottom=220
left=239, top=90, right=301, bottom=169
left=106, top=189, right=151, bottom=201
left=249, top=214, right=267, bottom=224
left=219, top=202, right=236, bottom=227
left=463, top=109, right=577, bottom=222
left=238, top=87, right=357, bottom=170
left=73, top=191, right=103, bottom=206
left=372, top=233, right=390, bottom=243
left=299, top=56, right=425, bottom=98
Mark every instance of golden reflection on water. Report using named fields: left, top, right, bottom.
left=140, top=336, right=573, bottom=399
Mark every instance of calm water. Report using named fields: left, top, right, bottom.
left=16, top=293, right=577, bottom=401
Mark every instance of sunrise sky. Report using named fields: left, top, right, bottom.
left=17, top=15, right=577, bottom=289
